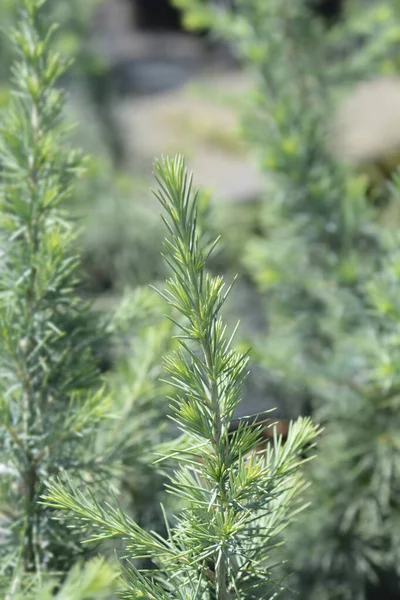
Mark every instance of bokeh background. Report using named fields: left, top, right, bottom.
left=1, top=0, right=281, bottom=416
left=1, top=0, right=397, bottom=419
left=3, top=2, right=400, bottom=597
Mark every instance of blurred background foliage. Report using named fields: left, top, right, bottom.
left=0, top=0, right=168, bottom=299
left=3, top=0, right=400, bottom=597
left=172, top=1, right=400, bottom=598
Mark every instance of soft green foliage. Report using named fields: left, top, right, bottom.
left=0, top=0, right=119, bottom=586
left=4, top=557, right=118, bottom=600
left=0, top=0, right=98, bottom=97
left=0, top=0, right=163, bottom=296
left=43, top=156, right=319, bottom=599
left=80, top=166, right=166, bottom=292
left=106, top=286, right=177, bottom=532
left=0, top=0, right=122, bottom=162
left=51, top=0, right=124, bottom=166
left=176, top=0, right=400, bottom=597
left=283, top=228, right=400, bottom=599
left=175, top=0, right=400, bottom=414
left=0, top=0, right=16, bottom=106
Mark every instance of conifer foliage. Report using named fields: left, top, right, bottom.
left=9, top=558, right=118, bottom=600
left=283, top=228, right=400, bottom=600
left=0, top=0, right=116, bottom=585
left=174, top=1, right=400, bottom=597
left=44, top=156, right=319, bottom=600
left=173, top=0, right=400, bottom=416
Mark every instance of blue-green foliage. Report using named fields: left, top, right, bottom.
left=43, top=156, right=319, bottom=600
left=175, top=0, right=400, bottom=597
left=0, top=0, right=117, bottom=585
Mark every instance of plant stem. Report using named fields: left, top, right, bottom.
left=203, top=345, right=228, bottom=599
left=20, top=91, right=42, bottom=574
left=216, top=557, right=229, bottom=600
left=22, top=462, right=38, bottom=572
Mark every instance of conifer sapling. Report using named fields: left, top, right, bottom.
left=44, top=155, right=319, bottom=600
left=0, top=0, right=119, bottom=587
